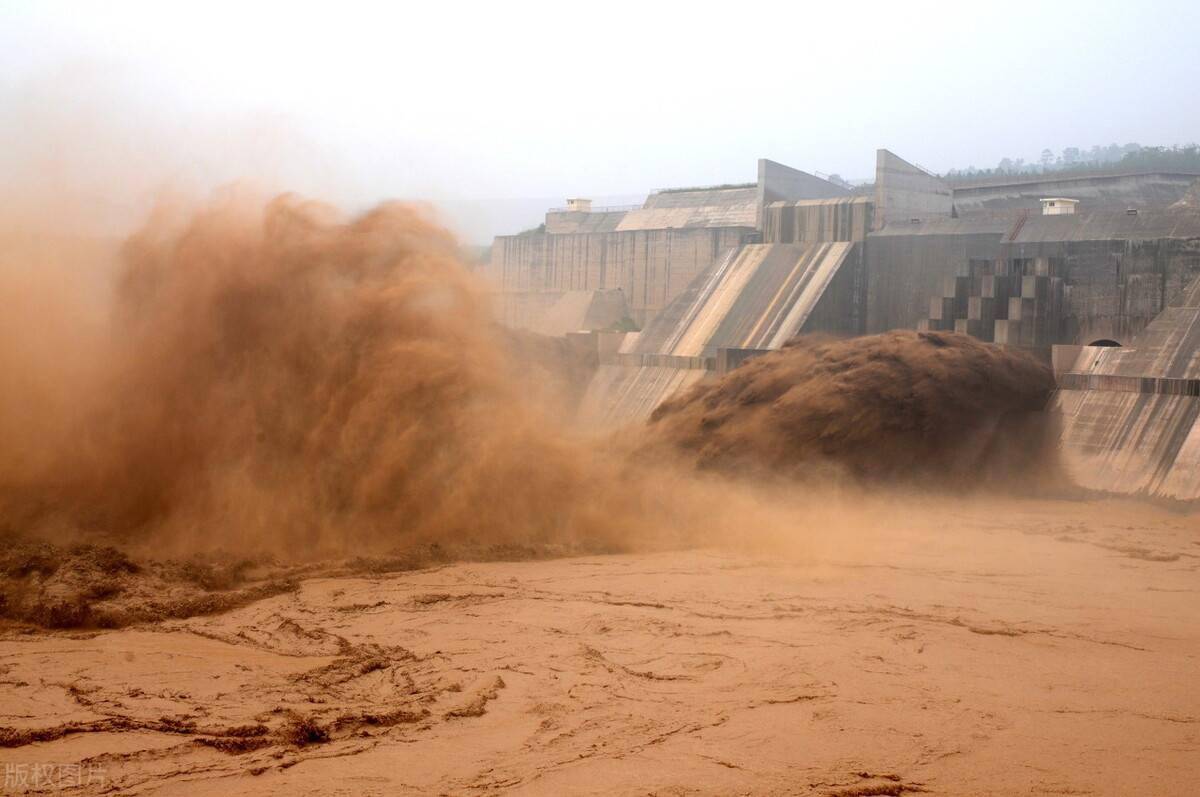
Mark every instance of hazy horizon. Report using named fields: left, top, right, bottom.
left=2, top=0, right=1198, bottom=243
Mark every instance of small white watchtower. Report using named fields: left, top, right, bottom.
left=1040, top=197, right=1079, bottom=216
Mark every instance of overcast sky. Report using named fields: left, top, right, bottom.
left=2, top=0, right=1197, bottom=242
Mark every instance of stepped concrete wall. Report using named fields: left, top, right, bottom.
left=866, top=210, right=1200, bottom=344
left=866, top=223, right=1005, bottom=334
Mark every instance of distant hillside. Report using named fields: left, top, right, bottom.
left=944, top=143, right=1200, bottom=181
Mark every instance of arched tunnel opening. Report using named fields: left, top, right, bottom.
left=1087, top=339, right=1122, bottom=347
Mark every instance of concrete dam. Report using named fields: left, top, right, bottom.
left=483, top=150, right=1200, bottom=500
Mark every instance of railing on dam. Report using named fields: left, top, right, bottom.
left=1057, top=372, right=1200, bottom=397
left=546, top=204, right=642, bottom=214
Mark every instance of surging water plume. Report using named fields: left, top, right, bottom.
left=642, top=331, right=1061, bottom=490
left=0, top=191, right=1068, bottom=574
left=0, top=194, right=672, bottom=556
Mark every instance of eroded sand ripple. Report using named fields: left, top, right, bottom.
left=1, top=498, right=1198, bottom=796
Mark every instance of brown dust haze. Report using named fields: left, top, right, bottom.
left=0, top=192, right=1061, bottom=561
